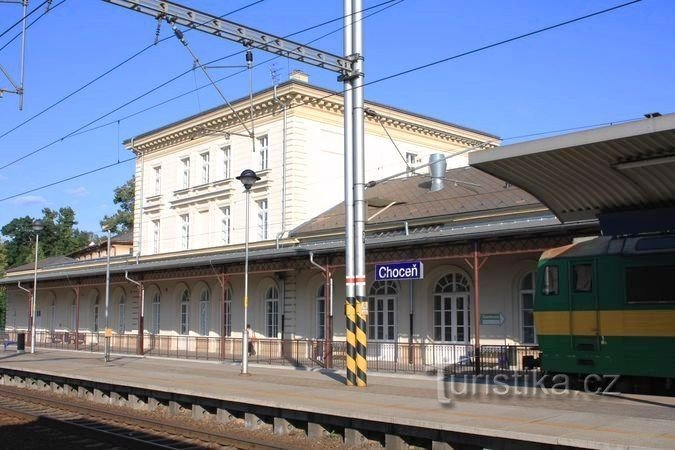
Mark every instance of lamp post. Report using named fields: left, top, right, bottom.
left=103, top=225, right=111, bottom=362
left=30, top=219, right=44, bottom=354
left=236, top=169, right=259, bottom=375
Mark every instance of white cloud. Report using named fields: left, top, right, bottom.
left=65, top=186, right=89, bottom=197
left=11, top=195, right=48, bottom=207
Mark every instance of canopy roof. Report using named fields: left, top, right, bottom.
left=469, top=114, right=675, bottom=223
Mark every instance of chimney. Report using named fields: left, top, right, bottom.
left=429, top=153, right=447, bottom=192
left=289, top=70, right=309, bottom=83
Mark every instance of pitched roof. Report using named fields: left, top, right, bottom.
left=5, top=256, right=75, bottom=274
left=67, top=231, right=133, bottom=258
left=291, top=166, right=543, bottom=236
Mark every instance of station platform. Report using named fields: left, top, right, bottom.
left=1, top=349, right=674, bottom=449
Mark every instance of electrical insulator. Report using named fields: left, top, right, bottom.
left=246, top=50, right=253, bottom=68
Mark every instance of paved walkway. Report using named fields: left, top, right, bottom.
left=1, top=349, right=674, bottom=449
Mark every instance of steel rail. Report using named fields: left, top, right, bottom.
left=0, top=386, right=291, bottom=449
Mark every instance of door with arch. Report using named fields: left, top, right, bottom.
left=368, top=280, right=399, bottom=361
left=431, top=272, right=472, bottom=365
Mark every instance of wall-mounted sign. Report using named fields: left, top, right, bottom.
left=480, top=313, right=505, bottom=326
left=375, top=261, right=424, bottom=281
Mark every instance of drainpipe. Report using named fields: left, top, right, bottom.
left=17, top=282, right=32, bottom=336
left=309, top=252, right=333, bottom=368
left=125, top=271, right=144, bottom=355
left=274, top=84, right=288, bottom=249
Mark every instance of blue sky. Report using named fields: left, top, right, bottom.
left=0, top=0, right=673, bottom=235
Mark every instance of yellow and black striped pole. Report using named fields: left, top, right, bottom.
left=345, top=282, right=358, bottom=386
left=354, top=276, right=368, bottom=387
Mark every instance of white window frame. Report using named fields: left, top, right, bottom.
left=433, top=273, right=471, bottom=343
left=181, top=157, right=191, bottom=188
left=368, top=281, right=398, bottom=341
left=221, top=206, right=231, bottom=244
left=520, top=272, right=536, bottom=345
left=118, top=295, right=126, bottom=334
left=200, top=151, right=210, bottom=184
left=50, top=300, right=56, bottom=332
left=93, top=296, right=99, bottom=333
left=154, top=165, right=161, bottom=195
left=316, top=285, right=326, bottom=340
left=180, top=289, right=190, bottom=335
left=405, top=152, right=417, bottom=176
left=180, top=214, right=190, bottom=250
left=258, top=135, right=269, bottom=170
left=223, top=288, right=232, bottom=337
left=199, top=288, right=210, bottom=336
left=264, top=286, right=279, bottom=338
left=257, top=198, right=268, bottom=240
left=221, top=145, right=231, bottom=179
left=71, top=300, right=77, bottom=331
left=151, top=292, right=160, bottom=335
left=152, top=219, right=160, bottom=254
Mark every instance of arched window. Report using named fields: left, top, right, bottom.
left=93, top=295, right=100, bottom=333
left=316, top=284, right=326, bottom=340
left=265, top=286, right=279, bottom=338
left=199, top=287, right=210, bottom=335
left=180, top=289, right=190, bottom=335
left=368, top=281, right=398, bottom=341
left=118, top=295, right=126, bottom=334
left=151, top=292, right=161, bottom=335
left=223, top=287, right=232, bottom=337
left=520, top=272, right=536, bottom=345
left=433, top=272, right=471, bottom=342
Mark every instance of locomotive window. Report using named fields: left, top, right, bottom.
left=573, top=264, right=593, bottom=293
left=635, top=236, right=675, bottom=252
left=626, top=265, right=675, bottom=303
left=541, top=266, right=559, bottom=295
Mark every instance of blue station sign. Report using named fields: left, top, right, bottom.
left=375, top=261, right=424, bottom=281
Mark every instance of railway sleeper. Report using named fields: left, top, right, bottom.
left=0, top=369, right=578, bottom=450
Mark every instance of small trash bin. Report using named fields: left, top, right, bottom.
left=17, top=333, right=26, bottom=353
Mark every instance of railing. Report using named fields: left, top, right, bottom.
left=4, top=330, right=541, bottom=376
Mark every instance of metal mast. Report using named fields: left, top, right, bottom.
left=103, top=0, right=367, bottom=386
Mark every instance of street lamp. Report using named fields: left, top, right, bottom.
left=30, top=219, right=43, bottom=354
left=103, top=225, right=112, bottom=362
left=236, top=169, right=259, bottom=375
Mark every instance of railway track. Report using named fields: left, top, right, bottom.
left=0, top=385, right=292, bottom=449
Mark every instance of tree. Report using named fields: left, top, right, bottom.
left=0, top=207, right=95, bottom=269
left=100, top=176, right=134, bottom=234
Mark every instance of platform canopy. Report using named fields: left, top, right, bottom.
left=469, top=114, right=675, bottom=224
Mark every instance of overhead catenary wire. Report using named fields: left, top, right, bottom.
left=0, top=0, right=401, bottom=170
left=61, top=0, right=405, bottom=143
left=0, top=0, right=50, bottom=41
left=0, top=0, right=643, bottom=201
left=0, top=113, right=645, bottom=205
left=0, top=0, right=65, bottom=53
left=75, top=0, right=641, bottom=157
left=0, top=0, right=268, bottom=145
left=167, top=18, right=252, bottom=137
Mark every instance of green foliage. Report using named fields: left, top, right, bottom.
left=0, top=207, right=95, bottom=269
left=100, top=176, right=134, bottom=234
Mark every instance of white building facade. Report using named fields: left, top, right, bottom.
left=131, top=74, right=497, bottom=256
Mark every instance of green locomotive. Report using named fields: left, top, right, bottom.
left=534, top=234, right=675, bottom=392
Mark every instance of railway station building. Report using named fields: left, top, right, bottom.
left=1, top=75, right=599, bottom=373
